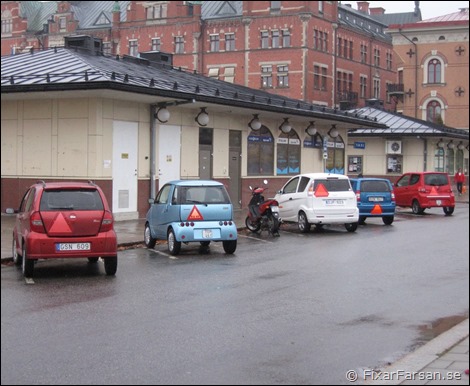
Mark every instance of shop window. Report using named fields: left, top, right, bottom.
left=248, top=126, right=274, bottom=176
left=276, top=130, right=300, bottom=175
left=387, top=155, right=403, bottom=174
left=348, top=156, right=363, bottom=175
left=325, top=135, right=345, bottom=174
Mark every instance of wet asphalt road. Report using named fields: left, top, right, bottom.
left=1, top=205, right=469, bottom=385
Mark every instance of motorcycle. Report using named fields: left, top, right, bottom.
left=245, top=181, right=280, bottom=236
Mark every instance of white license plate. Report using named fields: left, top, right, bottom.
left=56, top=243, right=91, bottom=251
left=202, top=230, right=213, bottom=239
left=325, top=199, right=344, bottom=205
left=369, top=197, right=384, bottom=202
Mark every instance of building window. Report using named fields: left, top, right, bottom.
left=282, top=30, right=290, bottom=47
left=210, top=34, right=220, bottom=52
left=223, top=67, right=235, bottom=83
left=271, top=1, right=281, bottom=11
left=277, top=130, right=301, bottom=175
left=147, top=4, right=167, bottom=19
left=349, top=41, right=353, bottom=60
left=129, top=40, right=138, bottom=56
left=361, top=44, right=367, bottom=63
left=175, top=36, right=184, bottom=54
left=360, top=76, right=367, bottom=98
left=426, top=100, right=442, bottom=124
left=325, top=135, right=345, bottom=174
left=386, top=52, right=392, bottom=70
left=59, top=17, right=67, bottom=32
left=434, top=148, right=445, bottom=172
left=261, top=31, right=269, bottom=49
left=314, top=65, right=321, bottom=90
left=427, top=59, right=442, bottom=83
left=277, top=65, right=289, bottom=87
left=225, top=33, right=235, bottom=51
left=208, top=68, right=220, bottom=79
left=373, top=78, right=380, bottom=99
left=321, top=67, right=327, bottom=90
left=1, top=10, right=13, bottom=34
left=322, top=32, right=328, bottom=52
left=348, top=156, right=363, bottom=175
left=103, top=41, right=111, bottom=55
left=248, top=126, right=274, bottom=176
left=314, top=30, right=328, bottom=52
left=374, top=48, right=380, bottom=67
left=343, top=39, right=348, bottom=58
left=387, top=155, right=403, bottom=174
left=151, top=38, right=161, bottom=51
left=337, top=37, right=342, bottom=57
left=95, top=13, right=110, bottom=26
left=272, top=30, right=280, bottom=48
left=261, top=65, right=273, bottom=88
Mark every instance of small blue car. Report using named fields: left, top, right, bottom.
left=144, top=180, right=237, bottom=255
left=350, top=178, right=396, bottom=225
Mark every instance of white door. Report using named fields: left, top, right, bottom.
left=158, top=124, right=181, bottom=187
left=113, top=121, right=138, bottom=219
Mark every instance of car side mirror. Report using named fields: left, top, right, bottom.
left=5, top=208, right=16, bottom=214
left=148, top=198, right=155, bottom=204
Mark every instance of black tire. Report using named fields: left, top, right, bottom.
left=345, top=222, right=358, bottom=232
left=412, top=199, right=424, bottom=214
left=298, top=211, right=311, bottom=233
left=104, top=256, right=117, bottom=276
left=245, top=216, right=261, bottom=232
left=12, top=237, right=22, bottom=266
left=358, top=216, right=366, bottom=225
left=382, top=216, right=394, bottom=225
left=443, top=206, right=454, bottom=216
left=22, top=244, right=34, bottom=277
left=88, top=257, right=99, bottom=263
left=144, top=223, right=157, bottom=248
left=167, top=229, right=181, bottom=256
left=269, top=216, right=280, bottom=235
left=223, top=240, right=237, bottom=254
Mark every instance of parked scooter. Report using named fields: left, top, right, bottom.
left=245, top=181, right=280, bottom=236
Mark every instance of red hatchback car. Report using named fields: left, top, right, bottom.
left=8, top=181, right=117, bottom=277
left=393, top=172, right=455, bottom=215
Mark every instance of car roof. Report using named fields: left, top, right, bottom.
left=33, top=181, right=99, bottom=189
left=350, top=177, right=392, bottom=182
left=293, top=173, right=350, bottom=179
left=168, top=180, right=224, bottom=187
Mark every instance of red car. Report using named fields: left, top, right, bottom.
left=8, top=181, right=117, bottom=277
left=393, top=172, right=455, bottom=215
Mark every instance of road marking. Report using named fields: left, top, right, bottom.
left=148, top=249, right=178, bottom=259
left=24, top=277, right=35, bottom=285
left=238, top=234, right=272, bottom=243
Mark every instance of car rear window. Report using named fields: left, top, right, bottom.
left=361, top=180, right=391, bottom=192
left=174, top=186, right=231, bottom=205
left=40, top=189, right=104, bottom=211
left=313, top=179, right=351, bottom=192
left=424, top=174, right=449, bottom=186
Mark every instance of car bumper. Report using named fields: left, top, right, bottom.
left=172, top=221, right=238, bottom=242
left=305, top=208, right=359, bottom=224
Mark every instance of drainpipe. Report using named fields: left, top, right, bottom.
left=150, top=105, right=157, bottom=201
left=399, top=28, right=418, bottom=118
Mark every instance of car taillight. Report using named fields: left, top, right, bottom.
left=100, top=210, right=114, bottom=232
left=391, top=192, right=396, bottom=202
left=355, top=191, right=361, bottom=202
left=30, top=211, right=46, bottom=233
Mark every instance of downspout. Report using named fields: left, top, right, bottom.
left=332, top=23, right=338, bottom=108
left=399, top=29, right=418, bottom=118
left=420, top=137, right=428, bottom=171
left=150, top=105, right=157, bottom=201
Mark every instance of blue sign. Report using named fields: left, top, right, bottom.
left=354, top=141, right=366, bottom=149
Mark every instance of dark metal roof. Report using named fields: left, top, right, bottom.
left=347, top=107, right=469, bottom=140
left=1, top=46, right=386, bottom=129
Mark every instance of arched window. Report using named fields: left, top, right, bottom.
left=325, top=135, right=345, bottom=174
left=247, top=126, right=274, bottom=176
left=446, top=147, right=455, bottom=175
left=427, top=58, right=442, bottom=84
left=276, top=130, right=301, bottom=175
left=434, top=148, right=445, bottom=172
left=1, top=9, right=13, bottom=34
left=426, top=100, right=442, bottom=124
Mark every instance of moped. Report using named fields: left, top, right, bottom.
left=245, top=181, right=280, bottom=236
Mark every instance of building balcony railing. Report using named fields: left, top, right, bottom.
left=387, top=83, right=404, bottom=95
left=338, top=91, right=358, bottom=103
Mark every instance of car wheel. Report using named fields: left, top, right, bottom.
left=12, top=237, right=22, bottom=266
left=382, top=216, right=394, bottom=225
left=298, top=212, right=311, bottom=233
left=88, top=257, right=99, bottom=263
left=358, top=216, right=366, bottom=225
left=245, top=216, right=261, bottom=232
left=144, top=224, right=157, bottom=248
left=223, top=240, right=237, bottom=254
left=22, top=244, right=34, bottom=277
left=443, top=206, right=454, bottom=216
left=167, top=229, right=181, bottom=256
left=412, top=200, right=424, bottom=214
left=345, top=222, right=358, bottom=232
left=104, top=256, right=117, bottom=276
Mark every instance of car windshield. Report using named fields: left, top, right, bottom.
left=424, top=174, right=449, bottom=186
left=40, top=189, right=104, bottom=211
left=313, top=179, right=351, bottom=192
left=361, top=180, right=391, bottom=192
left=175, top=186, right=231, bottom=205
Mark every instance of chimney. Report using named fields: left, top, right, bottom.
left=357, top=1, right=370, bottom=14
left=369, top=7, right=386, bottom=16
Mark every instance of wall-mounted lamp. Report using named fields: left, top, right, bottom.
left=248, top=114, right=262, bottom=131
left=305, top=121, right=317, bottom=136
left=457, top=142, right=465, bottom=150
left=437, top=139, right=445, bottom=148
left=279, top=118, right=292, bottom=134
left=155, top=106, right=170, bottom=123
left=447, top=140, right=455, bottom=149
left=195, top=107, right=209, bottom=126
left=328, top=124, right=339, bottom=138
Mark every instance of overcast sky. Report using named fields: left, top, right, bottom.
left=344, top=1, right=469, bottom=20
